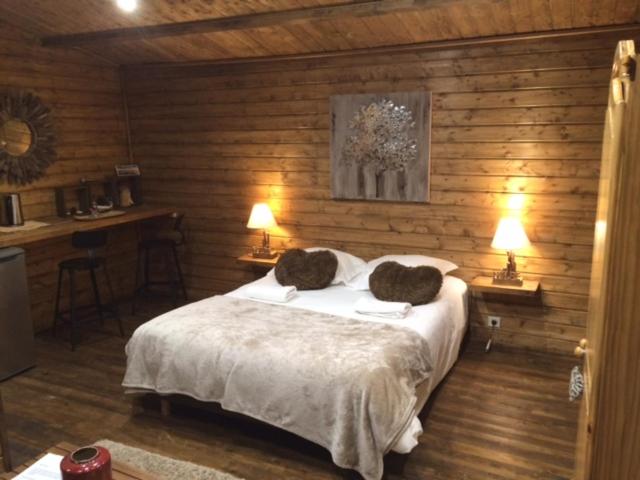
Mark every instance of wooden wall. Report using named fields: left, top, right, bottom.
left=123, top=33, right=629, bottom=354
left=0, top=22, right=134, bottom=332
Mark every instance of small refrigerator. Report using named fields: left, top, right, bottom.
left=0, top=247, right=35, bottom=381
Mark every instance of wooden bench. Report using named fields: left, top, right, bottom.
left=0, top=442, right=156, bottom=479
left=0, top=392, right=11, bottom=473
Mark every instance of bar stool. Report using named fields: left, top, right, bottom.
left=53, top=230, right=124, bottom=350
left=131, top=212, right=187, bottom=314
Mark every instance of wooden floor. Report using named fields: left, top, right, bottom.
left=0, top=301, right=579, bottom=479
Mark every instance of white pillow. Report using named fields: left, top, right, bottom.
left=368, top=254, right=458, bottom=274
left=345, top=254, right=458, bottom=291
left=343, top=269, right=371, bottom=291
left=267, top=247, right=366, bottom=286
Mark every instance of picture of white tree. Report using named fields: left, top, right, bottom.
left=330, top=91, right=431, bottom=202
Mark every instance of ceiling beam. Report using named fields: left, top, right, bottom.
left=122, top=23, right=640, bottom=71
left=41, top=0, right=472, bottom=47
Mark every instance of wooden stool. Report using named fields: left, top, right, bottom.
left=0, top=391, right=11, bottom=472
left=53, top=230, right=124, bottom=350
left=132, top=213, right=187, bottom=313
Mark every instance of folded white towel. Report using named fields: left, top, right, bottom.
left=246, top=285, right=297, bottom=303
left=354, top=297, right=412, bottom=319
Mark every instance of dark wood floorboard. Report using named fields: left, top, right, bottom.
left=0, top=300, right=579, bottom=479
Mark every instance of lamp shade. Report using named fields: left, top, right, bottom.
left=247, top=203, right=277, bottom=230
left=491, top=217, right=531, bottom=251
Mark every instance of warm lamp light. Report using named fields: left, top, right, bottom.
left=491, top=217, right=530, bottom=250
left=506, top=193, right=526, bottom=211
left=491, top=217, right=530, bottom=286
left=116, top=0, right=138, bottom=12
left=247, top=203, right=276, bottom=230
left=247, top=203, right=278, bottom=259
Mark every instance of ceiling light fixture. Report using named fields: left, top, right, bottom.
left=116, top=0, right=138, bottom=12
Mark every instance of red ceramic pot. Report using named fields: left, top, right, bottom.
left=60, top=446, right=112, bottom=480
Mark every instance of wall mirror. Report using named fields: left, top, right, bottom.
left=0, top=91, right=56, bottom=185
left=1, top=118, right=33, bottom=156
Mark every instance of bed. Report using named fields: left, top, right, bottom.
left=123, top=271, right=468, bottom=480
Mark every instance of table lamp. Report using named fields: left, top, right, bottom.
left=491, top=217, right=531, bottom=286
left=247, top=203, right=278, bottom=259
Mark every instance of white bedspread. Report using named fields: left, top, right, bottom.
left=123, top=274, right=467, bottom=465
left=124, top=296, right=435, bottom=480
left=228, top=274, right=469, bottom=453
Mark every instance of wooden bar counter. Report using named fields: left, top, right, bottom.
left=0, top=205, right=175, bottom=248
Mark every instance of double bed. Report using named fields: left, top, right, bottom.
left=123, top=262, right=468, bottom=480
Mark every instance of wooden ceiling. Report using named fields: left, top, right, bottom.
left=1, top=0, right=639, bottom=65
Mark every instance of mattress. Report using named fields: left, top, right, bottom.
left=227, top=274, right=469, bottom=453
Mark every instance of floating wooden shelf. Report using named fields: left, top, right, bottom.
left=237, top=253, right=280, bottom=268
left=471, top=276, right=540, bottom=296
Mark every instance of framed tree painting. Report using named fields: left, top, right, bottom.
left=330, top=91, right=431, bottom=202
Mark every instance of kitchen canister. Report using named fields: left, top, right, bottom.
left=60, top=446, right=112, bottom=480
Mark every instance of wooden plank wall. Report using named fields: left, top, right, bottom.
left=123, top=33, right=629, bottom=354
left=0, top=22, right=134, bottom=332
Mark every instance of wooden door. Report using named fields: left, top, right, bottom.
left=574, top=39, right=640, bottom=479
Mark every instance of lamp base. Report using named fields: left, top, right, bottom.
left=252, top=246, right=278, bottom=259
left=492, top=270, right=524, bottom=286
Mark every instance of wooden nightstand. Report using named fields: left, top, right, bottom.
left=470, top=276, right=540, bottom=296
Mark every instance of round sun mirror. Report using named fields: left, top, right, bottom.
left=0, top=91, right=56, bottom=185
left=0, top=118, right=33, bottom=156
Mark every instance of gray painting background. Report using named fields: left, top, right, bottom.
left=330, top=91, right=432, bottom=202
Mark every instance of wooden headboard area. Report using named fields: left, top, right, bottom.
left=122, top=31, right=631, bottom=354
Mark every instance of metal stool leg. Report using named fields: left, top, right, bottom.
left=131, top=245, right=143, bottom=315
left=104, top=264, right=124, bottom=337
left=171, top=244, right=188, bottom=303
left=52, top=267, right=64, bottom=337
left=89, top=267, right=104, bottom=326
left=144, top=246, right=150, bottom=293
left=168, top=248, right=178, bottom=307
left=68, top=270, right=78, bottom=351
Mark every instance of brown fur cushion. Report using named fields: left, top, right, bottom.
left=369, top=261, right=443, bottom=306
left=275, top=249, right=338, bottom=290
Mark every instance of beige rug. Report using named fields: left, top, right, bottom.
left=96, top=440, right=243, bottom=480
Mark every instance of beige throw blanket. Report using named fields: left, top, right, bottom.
left=123, top=296, right=433, bottom=480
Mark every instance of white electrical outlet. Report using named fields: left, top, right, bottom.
left=487, top=315, right=501, bottom=328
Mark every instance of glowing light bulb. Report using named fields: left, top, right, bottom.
left=116, top=0, right=137, bottom=12
left=507, top=193, right=526, bottom=211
